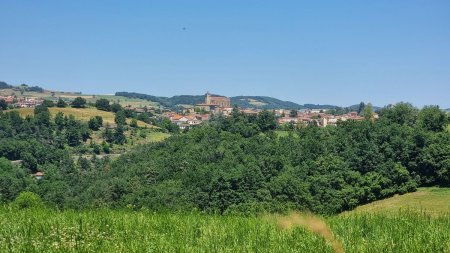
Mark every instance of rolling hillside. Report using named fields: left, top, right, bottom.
left=0, top=83, right=158, bottom=108
left=1, top=82, right=381, bottom=111
left=9, top=107, right=154, bottom=128
left=115, top=91, right=344, bottom=110
left=231, top=96, right=308, bottom=109
left=343, top=187, right=450, bottom=216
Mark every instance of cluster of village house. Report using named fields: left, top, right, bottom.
left=0, top=95, right=43, bottom=108
left=163, top=93, right=378, bottom=129
left=1, top=92, right=377, bottom=129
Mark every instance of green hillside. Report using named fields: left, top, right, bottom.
left=115, top=91, right=344, bottom=110
left=231, top=96, right=306, bottom=109
left=343, top=187, right=450, bottom=216
left=9, top=107, right=154, bottom=128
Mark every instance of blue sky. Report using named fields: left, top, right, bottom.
left=1, top=1, right=449, bottom=107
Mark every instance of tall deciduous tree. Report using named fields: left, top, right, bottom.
left=417, top=105, right=447, bottom=132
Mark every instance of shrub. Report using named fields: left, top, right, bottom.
left=12, top=191, right=44, bottom=209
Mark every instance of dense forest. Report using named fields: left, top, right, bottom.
left=0, top=102, right=449, bottom=215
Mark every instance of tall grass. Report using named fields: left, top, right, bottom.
left=0, top=207, right=449, bottom=252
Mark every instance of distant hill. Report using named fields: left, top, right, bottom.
left=0, top=81, right=44, bottom=92
left=231, top=96, right=303, bottom=109
left=346, top=104, right=382, bottom=112
left=0, top=81, right=13, bottom=89
left=116, top=92, right=343, bottom=110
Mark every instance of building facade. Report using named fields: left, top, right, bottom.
left=205, top=92, right=231, bottom=108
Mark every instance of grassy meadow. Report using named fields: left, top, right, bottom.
left=1, top=207, right=449, bottom=253
left=344, top=187, right=450, bottom=216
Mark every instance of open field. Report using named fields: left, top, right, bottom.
left=343, top=187, right=450, bottom=216
left=0, top=89, right=158, bottom=108
left=0, top=207, right=449, bottom=253
left=247, top=98, right=267, bottom=107
left=91, top=95, right=158, bottom=108
left=9, top=107, right=154, bottom=128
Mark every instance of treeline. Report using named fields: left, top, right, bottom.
left=0, top=81, right=45, bottom=93
left=115, top=92, right=205, bottom=109
left=1, top=103, right=449, bottom=215
left=0, top=104, right=132, bottom=171
left=0, top=81, right=13, bottom=89
left=94, top=98, right=179, bottom=133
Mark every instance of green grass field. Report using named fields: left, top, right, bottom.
left=0, top=207, right=449, bottom=253
left=344, top=187, right=450, bottom=216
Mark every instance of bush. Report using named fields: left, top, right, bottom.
left=71, top=97, right=87, bottom=108
left=12, top=191, right=44, bottom=209
left=56, top=98, right=67, bottom=108
left=95, top=98, right=110, bottom=111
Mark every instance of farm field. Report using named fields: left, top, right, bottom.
left=343, top=187, right=450, bottom=216
left=9, top=107, right=154, bottom=128
left=0, top=89, right=159, bottom=108
left=0, top=207, right=449, bottom=253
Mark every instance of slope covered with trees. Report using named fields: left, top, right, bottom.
left=2, top=103, right=448, bottom=215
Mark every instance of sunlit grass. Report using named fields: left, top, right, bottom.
left=342, top=187, right=450, bottom=216
left=0, top=207, right=449, bottom=253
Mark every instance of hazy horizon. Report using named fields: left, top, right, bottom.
left=1, top=1, right=449, bottom=108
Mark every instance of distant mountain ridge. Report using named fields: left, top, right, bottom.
left=115, top=91, right=347, bottom=110
left=1, top=80, right=381, bottom=111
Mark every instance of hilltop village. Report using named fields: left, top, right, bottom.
left=163, top=92, right=377, bottom=129
left=0, top=88, right=377, bottom=130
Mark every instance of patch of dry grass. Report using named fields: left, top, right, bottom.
left=269, top=212, right=345, bottom=253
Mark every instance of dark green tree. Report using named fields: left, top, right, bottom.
left=417, top=105, right=447, bottom=132
left=0, top=99, right=7, bottom=110
left=71, top=97, right=87, bottom=108
left=41, top=100, right=55, bottom=107
left=289, top=110, right=298, bottom=118
left=54, top=112, right=65, bottom=130
left=110, top=103, right=123, bottom=113
left=95, top=98, right=110, bottom=111
left=113, top=124, right=127, bottom=144
left=56, top=98, right=67, bottom=108
left=88, top=116, right=103, bottom=131
left=115, top=110, right=127, bottom=125
left=257, top=110, right=277, bottom=132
